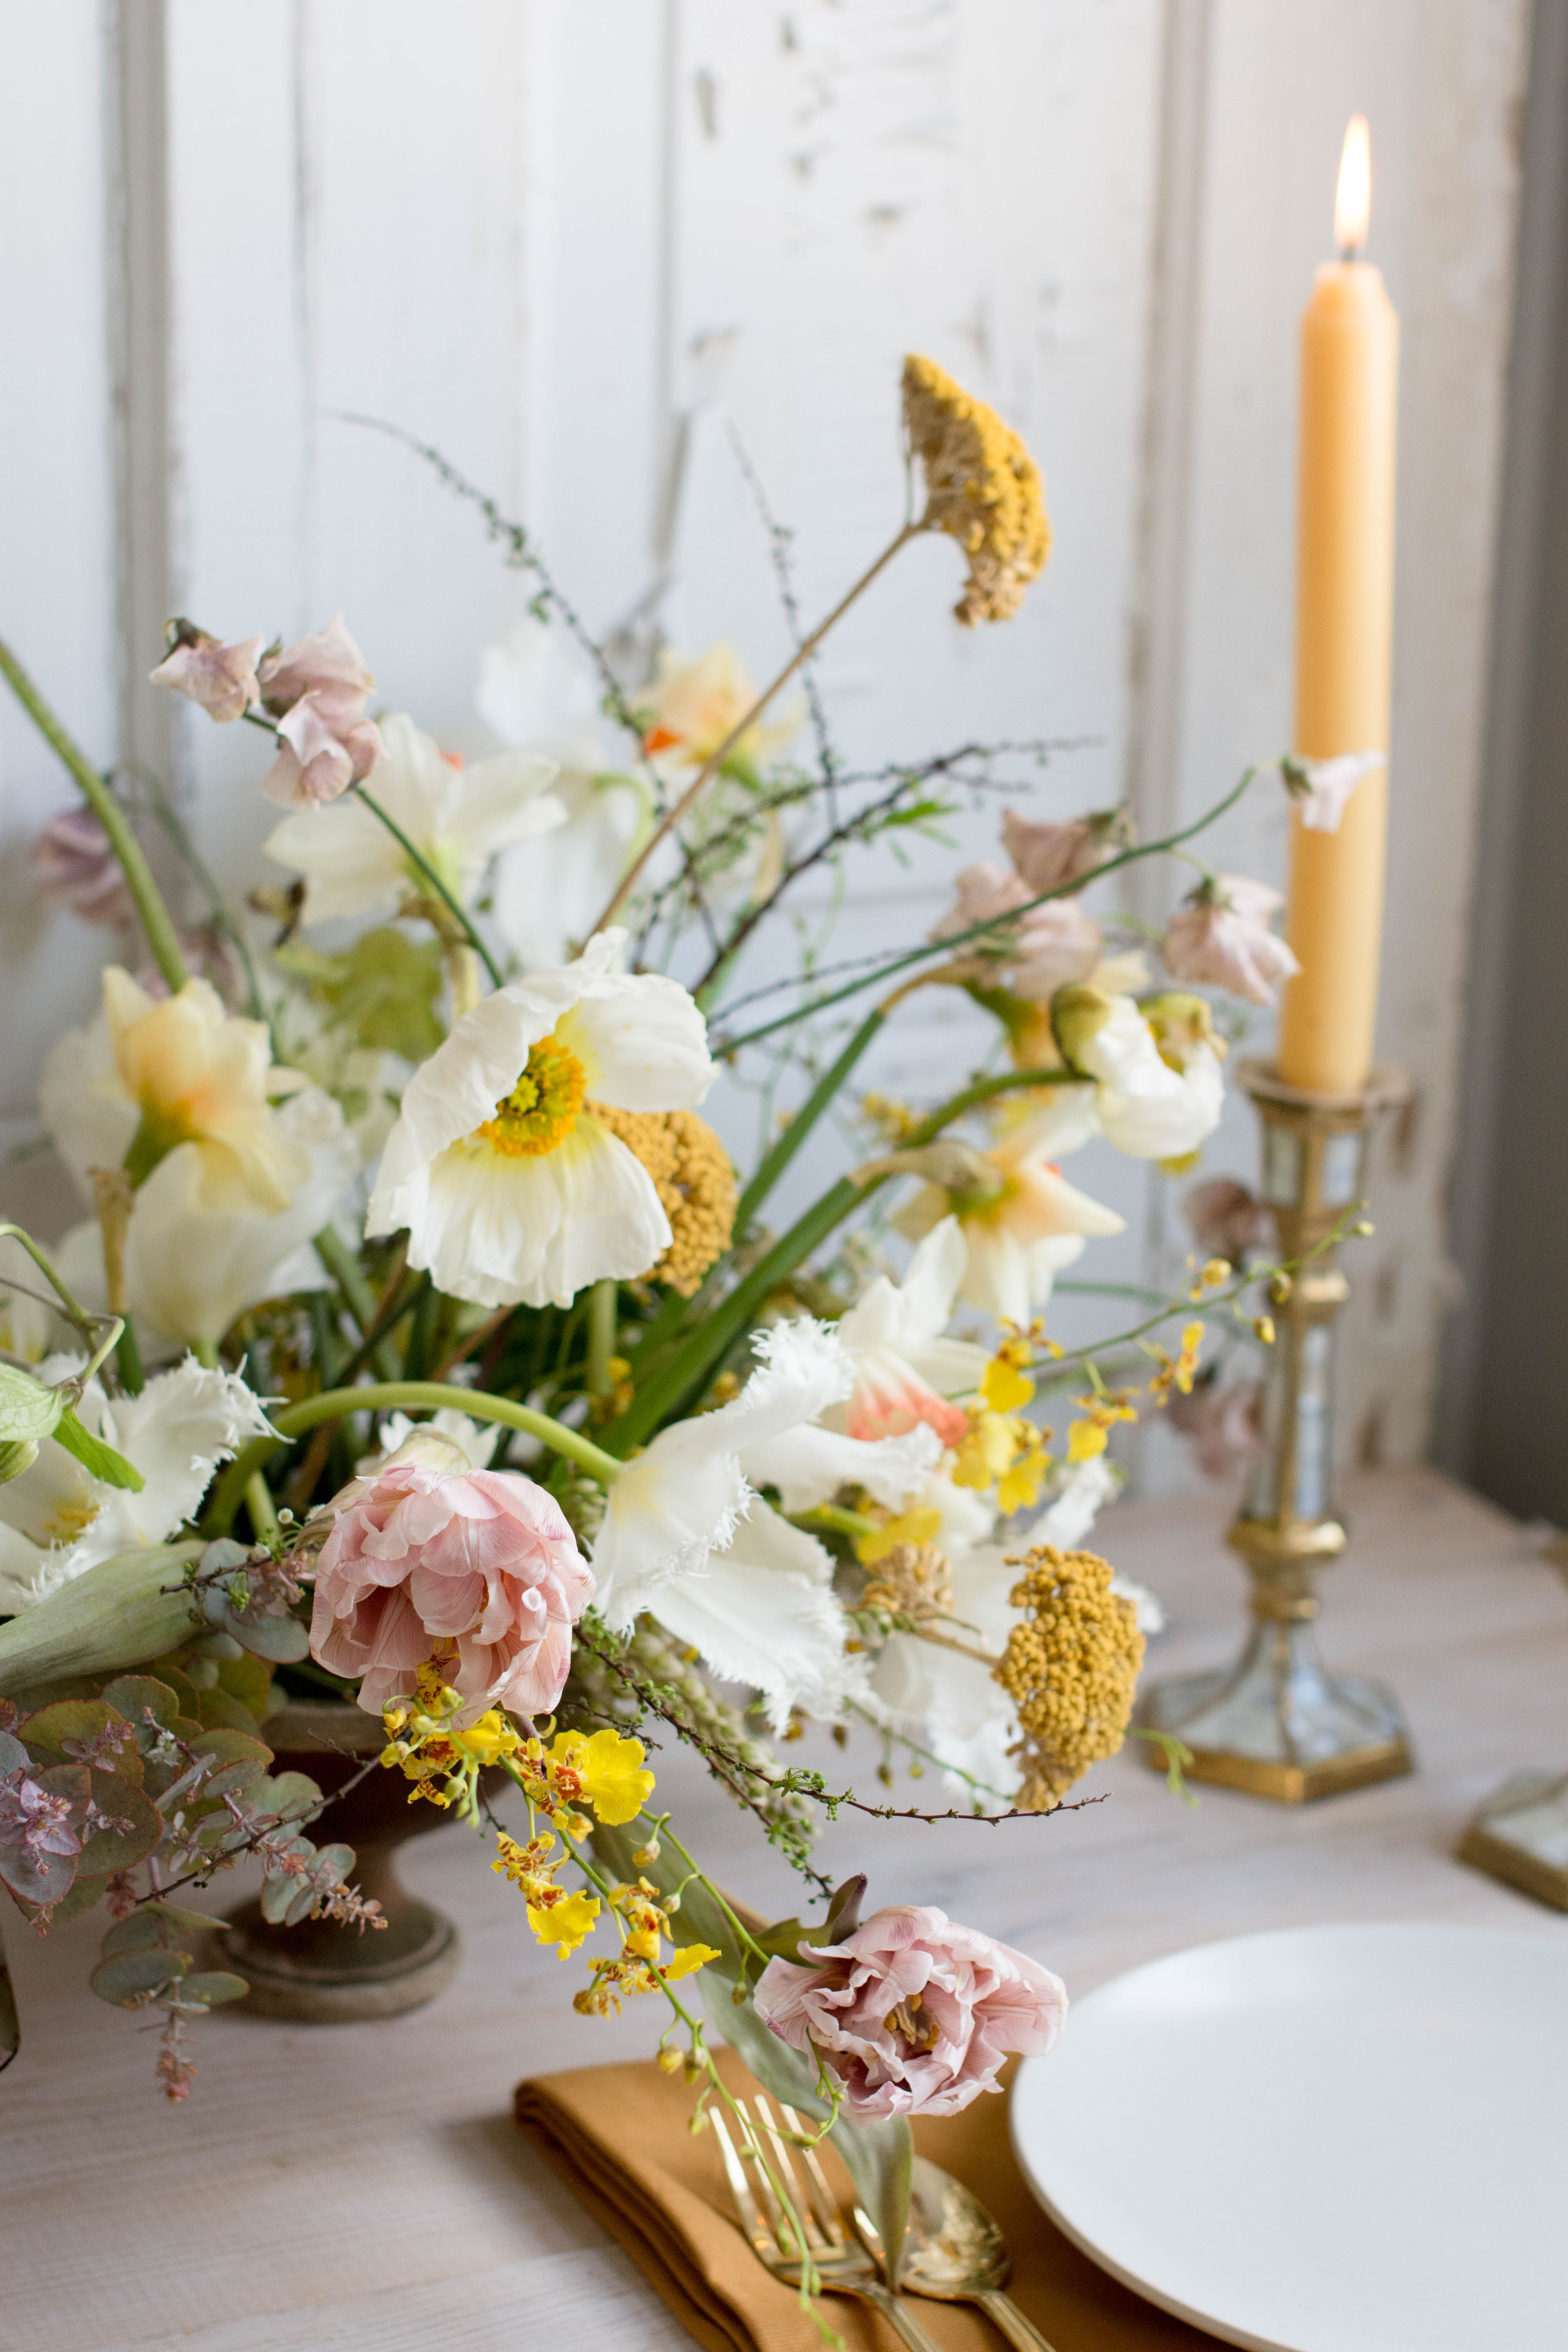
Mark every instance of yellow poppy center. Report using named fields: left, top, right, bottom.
left=477, top=1034, right=586, bottom=1159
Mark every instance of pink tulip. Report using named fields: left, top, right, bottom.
left=148, top=628, right=265, bottom=723
left=33, top=808, right=134, bottom=927
left=1162, top=875, right=1299, bottom=1008
left=309, top=1455, right=594, bottom=1721
left=754, top=1902, right=1067, bottom=2121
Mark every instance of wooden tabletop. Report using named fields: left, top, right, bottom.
left=6, top=1468, right=1566, bottom=2352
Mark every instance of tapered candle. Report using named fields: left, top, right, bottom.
left=1277, top=116, right=1399, bottom=1095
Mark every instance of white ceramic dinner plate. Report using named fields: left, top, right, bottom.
left=1010, top=1923, right=1568, bottom=2352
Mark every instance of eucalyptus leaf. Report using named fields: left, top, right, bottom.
left=51, top=1410, right=145, bottom=1492
left=89, top=1947, right=189, bottom=2006
left=0, top=1363, right=63, bottom=1447
left=178, top=1969, right=248, bottom=2008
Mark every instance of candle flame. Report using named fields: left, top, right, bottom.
left=1335, top=115, right=1371, bottom=256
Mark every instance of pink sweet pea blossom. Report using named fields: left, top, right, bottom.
left=1183, top=1176, right=1267, bottom=1265
left=33, top=808, right=134, bottom=926
left=1162, top=874, right=1299, bottom=1008
left=148, top=627, right=265, bottom=722
left=1000, top=807, right=1124, bottom=895
left=754, top=1901, right=1067, bottom=2120
left=309, top=1453, right=595, bottom=1720
left=258, top=615, right=376, bottom=728
left=935, top=862, right=1102, bottom=1000
left=261, top=692, right=385, bottom=809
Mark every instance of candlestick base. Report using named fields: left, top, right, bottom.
left=1138, top=1061, right=1414, bottom=1804
left=1457, top=1769, right=1568, bottom=1912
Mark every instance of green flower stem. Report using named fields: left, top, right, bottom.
left=0, top=636, right=189, bottom=995
left=312, top=1224, right=401, bottom=1381
left=732, top=1007, right=884, bottom=1236
left=351, top=782, right=504, bottom=993
left=605, top=1059, right=1092, bottom=1453
left=791, top=1502, right=875, bottom=1541
left=201, top=1381, right=622, bottom=1537
left=245, top=1472, right=280, bottom=1543
left=586, top=1280, right=618, bottom=1397
left=716, top=760, right=1265, bottom=1056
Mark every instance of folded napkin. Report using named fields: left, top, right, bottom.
left=515, top=2047, right=1218, bottom=2351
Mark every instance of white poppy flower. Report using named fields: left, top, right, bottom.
left=0, top=1356, right=274, bottom=1612
left=479, top=619, right=650, bottom=971
left=263, top=710, right=566, bottom=924
left=365, top=931, right=716, bottom=1310
left=1055, top=989, right=1225, bottom=1162
left=894, top=1102, right=1124, bottom=1327
left=827, top=1218, right=989, bottom=1446
left=56, top=1086, right=359, bottom=1357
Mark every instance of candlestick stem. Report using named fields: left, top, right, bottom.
left=1137, top=1061, right=1414, bottom=1802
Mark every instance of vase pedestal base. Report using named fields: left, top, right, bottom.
left=1138, top=1618, right=1414, bottom=1804
left=1457, top=1769, right=1568, bottom=1912
left=218, top=1895, right=461, bottom=2022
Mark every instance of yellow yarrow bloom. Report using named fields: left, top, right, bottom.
left=902, top=353, right=1051, bottom=625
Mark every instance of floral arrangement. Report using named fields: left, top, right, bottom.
left=0, top=355, right=1332, bottom=2283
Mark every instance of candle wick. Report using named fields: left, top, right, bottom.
left=1339, top=241, right=1363, bottom=265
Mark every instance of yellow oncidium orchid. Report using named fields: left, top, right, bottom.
left=103, top=967, right=308, bottom=1212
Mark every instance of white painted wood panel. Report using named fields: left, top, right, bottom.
left=0, top=0, right=1533, bottom=1483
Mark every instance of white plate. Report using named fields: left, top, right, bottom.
left=1010, top=1923, right=1568, bottom=2352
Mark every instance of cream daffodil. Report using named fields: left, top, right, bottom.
left=365, top=932, right=715, bottom=1310
left=42, top=969, right=310, bottom=1216
left=893, top=1102, right=1124, bottom=1328
left=634, top=642, right=800, bottom=784
left=1053, top=986, right=1225, bottom=1162
left=826, top=1216, right=988, bottom=1447
left=0, top=1355, right=274, bottom=1612
left=55, top=1086, right=359, bottom=1357
left=264, top=710, right=565, bottom=925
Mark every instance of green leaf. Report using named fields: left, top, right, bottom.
left=51, top=1410, right=145, bottom=1492
left=89, top=1947, right=189, bottom=2006
left=20, top=1700, right=131, bottom=1768
left=0, top=1363, right=63, bottom=1446
left=178, top=1970, right=248, bottom=2008
left=283, top=925, right=445, bottom=1060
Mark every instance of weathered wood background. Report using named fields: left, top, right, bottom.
left=0, top=0, right=1531, bottom=1488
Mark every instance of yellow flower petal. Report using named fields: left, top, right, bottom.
left=1066, top=1420, right=1109, bottom=1465
left=529, top=1889, right=601, bottom=1957
left=662, top=1944, right=722, bottom=1982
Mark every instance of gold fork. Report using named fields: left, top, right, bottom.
left=711, top=2094, right=945, bottom=2352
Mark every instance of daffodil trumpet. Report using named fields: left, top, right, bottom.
left=202, top=1379, right=624, bottom=1539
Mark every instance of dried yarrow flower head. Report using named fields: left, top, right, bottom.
left=587, top=1104, right=737, bottom=1295
left=993, top=1544, right=1144, bottom=1811
left=902, top=353, right=1051, bottom=625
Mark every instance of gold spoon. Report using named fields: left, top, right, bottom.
left=853, top=2152, right=1061, bottom=2352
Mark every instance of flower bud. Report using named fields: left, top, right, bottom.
left=0, top=1439, right=40, bottom=1484
left=631, top=1839, right=661, bottom=1867
left=657, top=2045, right=682, bottom=2074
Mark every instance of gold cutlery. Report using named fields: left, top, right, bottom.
left=845, top=2141, right=1060, bottom=2352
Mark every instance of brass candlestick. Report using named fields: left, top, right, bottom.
left=1138, top=1060, right=1415, bottom=1801
left=1459, top=1768, right=1568, bottom=1914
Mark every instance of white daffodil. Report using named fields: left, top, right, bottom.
left=56, top=1086, right=359, bottom=1358
left=0, top=1356, right=274, bottom=1612
left=263, top=710, right=566, bottom=925
left=826, top=1218, right=989, bottom=1447
left=634, top=642, right=800, bottom=786
left=1053, top=986, right=1225, bottom=1162
left=893, top=1102, right=1125, bottom=1327
left=366, top=931, right=715, bottom=1310
left=42, top=970, right=310, bottom=1217
left=865, top=1453, right=1139, bottom=1811
left=479, top=619, right=650, bottom=971
left=592, top=1321, right=869, bottom=1730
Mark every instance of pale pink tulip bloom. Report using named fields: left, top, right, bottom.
left=310, top=1455, right=594, bottom=1721
left=260, top=693, right=384, bottom=809
left=755, top=1902, right=1067, bottom=2121
left=33, top=808, right=134, bottom=927
left=148, top=631, right=265, bottom=723
left=1163, top=874, right=1299, bottom=1008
